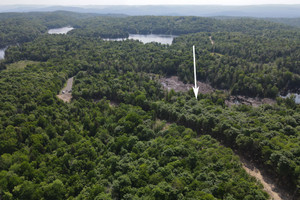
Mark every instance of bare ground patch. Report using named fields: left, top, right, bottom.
left=160, top=76, right=214, bottom=94
left=57, top=77, right=74, bottom=103
left=238, top=154, right=292, bottom=200
left=57, top=93, right=72, bottom=103
left=109, top=100, right=119, bottom=107
left=159, top=76, right=275, bottom=107
left=209, top=36, right=215, bottom=45
left=225, top=95, right=276, bottom=107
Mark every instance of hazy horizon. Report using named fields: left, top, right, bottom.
left=2, top=4, right=300, bottom=6
left=1, top=2, right=300, bottom=18
left=1, top=0, right=300, bottom=6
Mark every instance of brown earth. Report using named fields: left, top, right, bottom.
left=160, top=76, right=214, bottom=94
left=209, top=36, right=215, bottom=45
left=57, top=93, right=72, bottom=103
left=225, top=95, right=276, bottom=107
left=109, top=100, right=119, bottom=107
left=238, top=154, right=292, bottom=200
left=57, top=77, right=74, bottom=103
left=159, top=76, right=276, bottom=107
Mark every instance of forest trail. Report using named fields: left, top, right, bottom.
left=57, top=77, right=74, bottom=103
left=238, top=154, right=291, bottom=200
left=209, top=36, right=214, bottom=45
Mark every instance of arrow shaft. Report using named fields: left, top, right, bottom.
left=193, top=45, right=197, bottom=88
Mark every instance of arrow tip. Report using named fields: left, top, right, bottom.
left=193, top=86, right=199, bottom=99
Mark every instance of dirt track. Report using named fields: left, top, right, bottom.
left=57, top=77, right=74, bottom=103
left=209, top=36, right=214, bottom=45
left=238, top=155, right=291, bottom=200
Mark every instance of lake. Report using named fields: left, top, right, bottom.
left=281, top=93, right=300, bottom=104
left=48, top=26, right=74, bottom=34
left=103, top=38, right=126, bottom=42
left=129, top=34, right=176, bottom=45
left=103, top=34, right=177, bottom=45
left=0, top=48, right=6, bottom=60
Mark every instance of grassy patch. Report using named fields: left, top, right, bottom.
left=6, top=60, right=40, bottom=71
left=210, top=52, right=224, bottom=57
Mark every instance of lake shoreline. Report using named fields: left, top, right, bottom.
left=103, top=34, right=177, bottom=45
left=48, top=26, right=74, bottom=34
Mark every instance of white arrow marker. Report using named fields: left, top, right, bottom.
left=192, top=45, right=199, bottom=99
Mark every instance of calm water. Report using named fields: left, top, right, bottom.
left=0, top=48, right=6, bottom=60
left=281, top=93, right=300, bottom=104
left=103, top=38, right=126, bottom=42
left=103, top=34, right=177, bottom=45
left=48, top=26, right=74, bottom=34
left=129, top=34, right=176, bottom=44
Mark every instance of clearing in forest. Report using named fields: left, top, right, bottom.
left=160, top=76, right=214, bottom=94
left=57, top=77, right=74, bottom=103
left=6, top=60, right=40, bottom=71
left=159, top=76, right=276, bottom=107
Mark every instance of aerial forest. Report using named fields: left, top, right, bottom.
left=0, top=11, right=299, bottom=200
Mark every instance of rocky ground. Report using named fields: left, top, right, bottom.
left=160, top=76, right=214, bottom=94
left=159, top=75, right=276, bottom=107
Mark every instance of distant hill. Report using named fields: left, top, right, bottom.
left=265, top=18, right=300, bottom=27
left=0, top=5, right=300, bottom=18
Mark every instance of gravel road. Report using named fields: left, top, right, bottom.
left=57, top=77, right=74, bottom=103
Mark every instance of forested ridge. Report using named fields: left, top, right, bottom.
left=265, top=18, right=300, bottom=28
left=2, top=12, right=299, bottom=96
left=0, top=11, right=117, bottom=48
left=0, top=11, right=299, bottom=199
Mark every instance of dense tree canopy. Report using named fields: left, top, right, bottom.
left=0, top=11, right=299, bottom=199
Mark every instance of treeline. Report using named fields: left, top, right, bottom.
left=1, top=11, right=298, bottom=47
left=265, top=18, right=300, bottom=28
left=69, top=16, right=297, bottom=38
